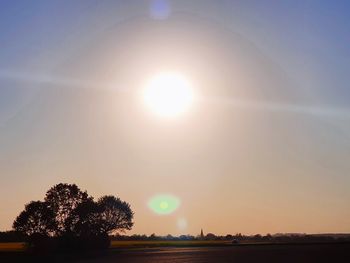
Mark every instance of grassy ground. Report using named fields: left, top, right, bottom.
left=0, top=242, right=26, bottom=252
left=0, top=243, right=350, bottom=262
left=110, top=240, right=230, bottom=248
left=0, top=240, right=230, bottom=252
left=3, top=240, right=350, bottom=252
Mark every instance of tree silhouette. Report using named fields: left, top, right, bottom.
left=44, top=183, right=91, bottom=236
left=13, top=201, right=55, bottom=236
left=97, top=195, right=134, bottom=235
left=13, top=183, right=134, bottom=249
left=65, top=198, right=100, bottom=237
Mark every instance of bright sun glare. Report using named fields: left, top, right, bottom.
left=143, top=72, right=194, bottom=117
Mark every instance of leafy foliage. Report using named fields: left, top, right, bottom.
left=44, top=183, right=91, bottom=235
left=12, top=183, right=134, bottom=249
left=65, top=198, right=101, bottom=237
left=13, top=201, right=55, bottom=236
left=97, top=196, right=134, bottom=234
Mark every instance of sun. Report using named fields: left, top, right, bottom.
left=143, top=72, right=194, bottom=117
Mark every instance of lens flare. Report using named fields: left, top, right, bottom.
left=177, top=217, right=188, bottom=231
left=148, top=194, right=180, bottom=215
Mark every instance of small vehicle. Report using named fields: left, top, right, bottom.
left=231, top=239, right=239, bottom=244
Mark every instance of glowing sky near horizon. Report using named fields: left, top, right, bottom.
left=1, top=0, right=350, bottom=236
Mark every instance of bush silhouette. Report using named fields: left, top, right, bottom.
left=13, top=183, right=134, bottom=250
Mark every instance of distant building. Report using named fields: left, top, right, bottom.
left=200, top=229, right=204, bottom=239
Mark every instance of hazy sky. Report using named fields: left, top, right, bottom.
left=1, top=0, right=350, bottom=235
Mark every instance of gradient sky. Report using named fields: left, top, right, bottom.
left=1, top=0, right=350, bottom=235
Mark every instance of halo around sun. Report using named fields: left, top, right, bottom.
left=143, top=72, right=194, bottom=117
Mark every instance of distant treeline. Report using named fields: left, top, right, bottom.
left=111, top=233, right=350, bottom=243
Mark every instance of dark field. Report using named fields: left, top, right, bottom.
left=1, top=243, right=350, bottom=263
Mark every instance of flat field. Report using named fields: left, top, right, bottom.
left=0, top=242, right=350, bottom=262
left=0, top=242, right=26, bottom=252
left=110, top=240, right=230, bottom=248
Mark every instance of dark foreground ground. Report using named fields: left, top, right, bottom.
left=1, top=243, right=350, bottom=263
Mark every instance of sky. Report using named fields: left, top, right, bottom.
left=1, top=0, right=350, bottom=235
